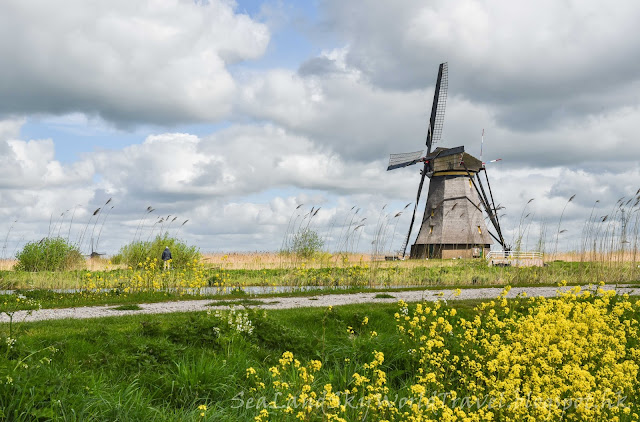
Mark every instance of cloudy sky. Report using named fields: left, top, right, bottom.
left=1, top=0, right=639, bottom=256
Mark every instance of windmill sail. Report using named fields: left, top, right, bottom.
left=400, top=62, right=448, bottom=257
left=387, top=150, right=424, bottom=171
left=426, top=62, right=448, bottom=155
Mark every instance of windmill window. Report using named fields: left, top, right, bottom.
left=477, top=226, right=482, bottom=234
left=430, top=209, right=435, bottom=217
left=469, top=179, right=472, bottom=188
left=429, top=226, right=434, bottom=234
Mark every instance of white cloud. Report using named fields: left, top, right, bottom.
left=237, top=67, right=432, bottom=162
left=88, top=124, right=408, bottom=202
left=484, top=165, right=640, bottom=251
left=0, top=121, right=423, bottom=253
left=0, top=0, right=269, bottom=125
left=0, top=117, right=24, bottom=141
left=1, top=118, right=637, bottom=254
left=320, top=0, right=640, bottom=129
left=0, top=137, right=94, bottom=189
left=90, top=132, right=214, bottom=198
left=1, top=1, right=640, bottom=257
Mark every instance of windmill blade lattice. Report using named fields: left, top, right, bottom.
left=426, top=62, right=448, bottom=154
left=387, top=150, right=424, bottom=171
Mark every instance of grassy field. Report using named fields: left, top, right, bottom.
left=0, top=288, right=638, bottom=421
left=2, top=253, right=640, bottom=291
left=2, top=191, right=639, bottom=419
left=1, top=252, right=640, bottom=312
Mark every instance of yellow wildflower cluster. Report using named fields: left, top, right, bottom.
left=247, top=351, right=328, bottom=421
left=209, top=254, right=232, bottom=287
left=249, top=350, right=398, bottom=421
left=395, top=285, right=640, bottom=421
left=197, top=404, right=207, bottom=418
left=81, top=257, right=206, bottom=293
left=247, top=286, right=640, bottom=421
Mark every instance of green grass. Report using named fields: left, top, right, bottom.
left=2, top=290, right=207, bottom=310
left=1, top=293, right=639, bottom=421
left=374, top=293, right=396, bottom=299
left=111, top=304, right=143, bottom=311
left=0, top=303, right=406, bottom=421
left=3, top=258, right=640, bottom=292
left=1, top=257, right=639, bottom=312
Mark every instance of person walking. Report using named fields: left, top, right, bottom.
left=162, top=246, right=172, bottom=270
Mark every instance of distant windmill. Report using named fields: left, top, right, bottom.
left=386, top=62, right=507, bottom=259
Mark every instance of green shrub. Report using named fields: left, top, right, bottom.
left=15, top=237, right=84, bottom=272
left=118, top=233, right=200, bottom=270
left=290, top=228, right=324, bottom=259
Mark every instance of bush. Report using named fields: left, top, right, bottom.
left=118, top=233, right=200, bottom=270
left=15, top=237, right=84, bottom=272
left=290, top=228, right=324, bottom=259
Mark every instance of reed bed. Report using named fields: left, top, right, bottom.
left=553, top=251, right=640, bottom=262
left=0, top=259, right=16, bottom=271
left=2, top=254, right=639, bottom=293
left=200, top=252, right=426, bottom=270
left=3, top=194, right=640, bottom=292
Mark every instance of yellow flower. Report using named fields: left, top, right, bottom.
left=279, top=351, right=294, bottom=367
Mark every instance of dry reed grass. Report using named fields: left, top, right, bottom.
left=2, top=252, right=451, bottom=272
left=551, top=251, right=640, bottom=262
left=200, top=252, right=462, bottom=269
left=201, top=252, right=371, bottom=269
left=0, top=259, right=16, bottom=271
left=0, top=257, right=124, bottom=272
left=86, top=257, right=126, bottom=271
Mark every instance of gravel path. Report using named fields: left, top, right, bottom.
left=2, top=285, right=638, bottom=323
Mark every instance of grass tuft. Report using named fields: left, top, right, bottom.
left=111, top=304, right=142, bottom=311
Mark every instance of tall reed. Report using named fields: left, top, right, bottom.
left=553, top=194, right=575, bottom=258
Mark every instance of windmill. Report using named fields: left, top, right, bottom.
left=387, top=62, right=507, bottom=259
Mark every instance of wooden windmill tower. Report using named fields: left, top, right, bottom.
left=387, top=63, right=507, bottom=259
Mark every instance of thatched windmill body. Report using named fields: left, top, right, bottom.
left=387, top=63, right=506, bottom=259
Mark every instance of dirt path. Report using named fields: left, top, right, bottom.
left=2, top=285, right=638, bottom=323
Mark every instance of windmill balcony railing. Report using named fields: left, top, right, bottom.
left=487, top=250, right=544, bottom=267
left=487, top=251, right=543, bottom=260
